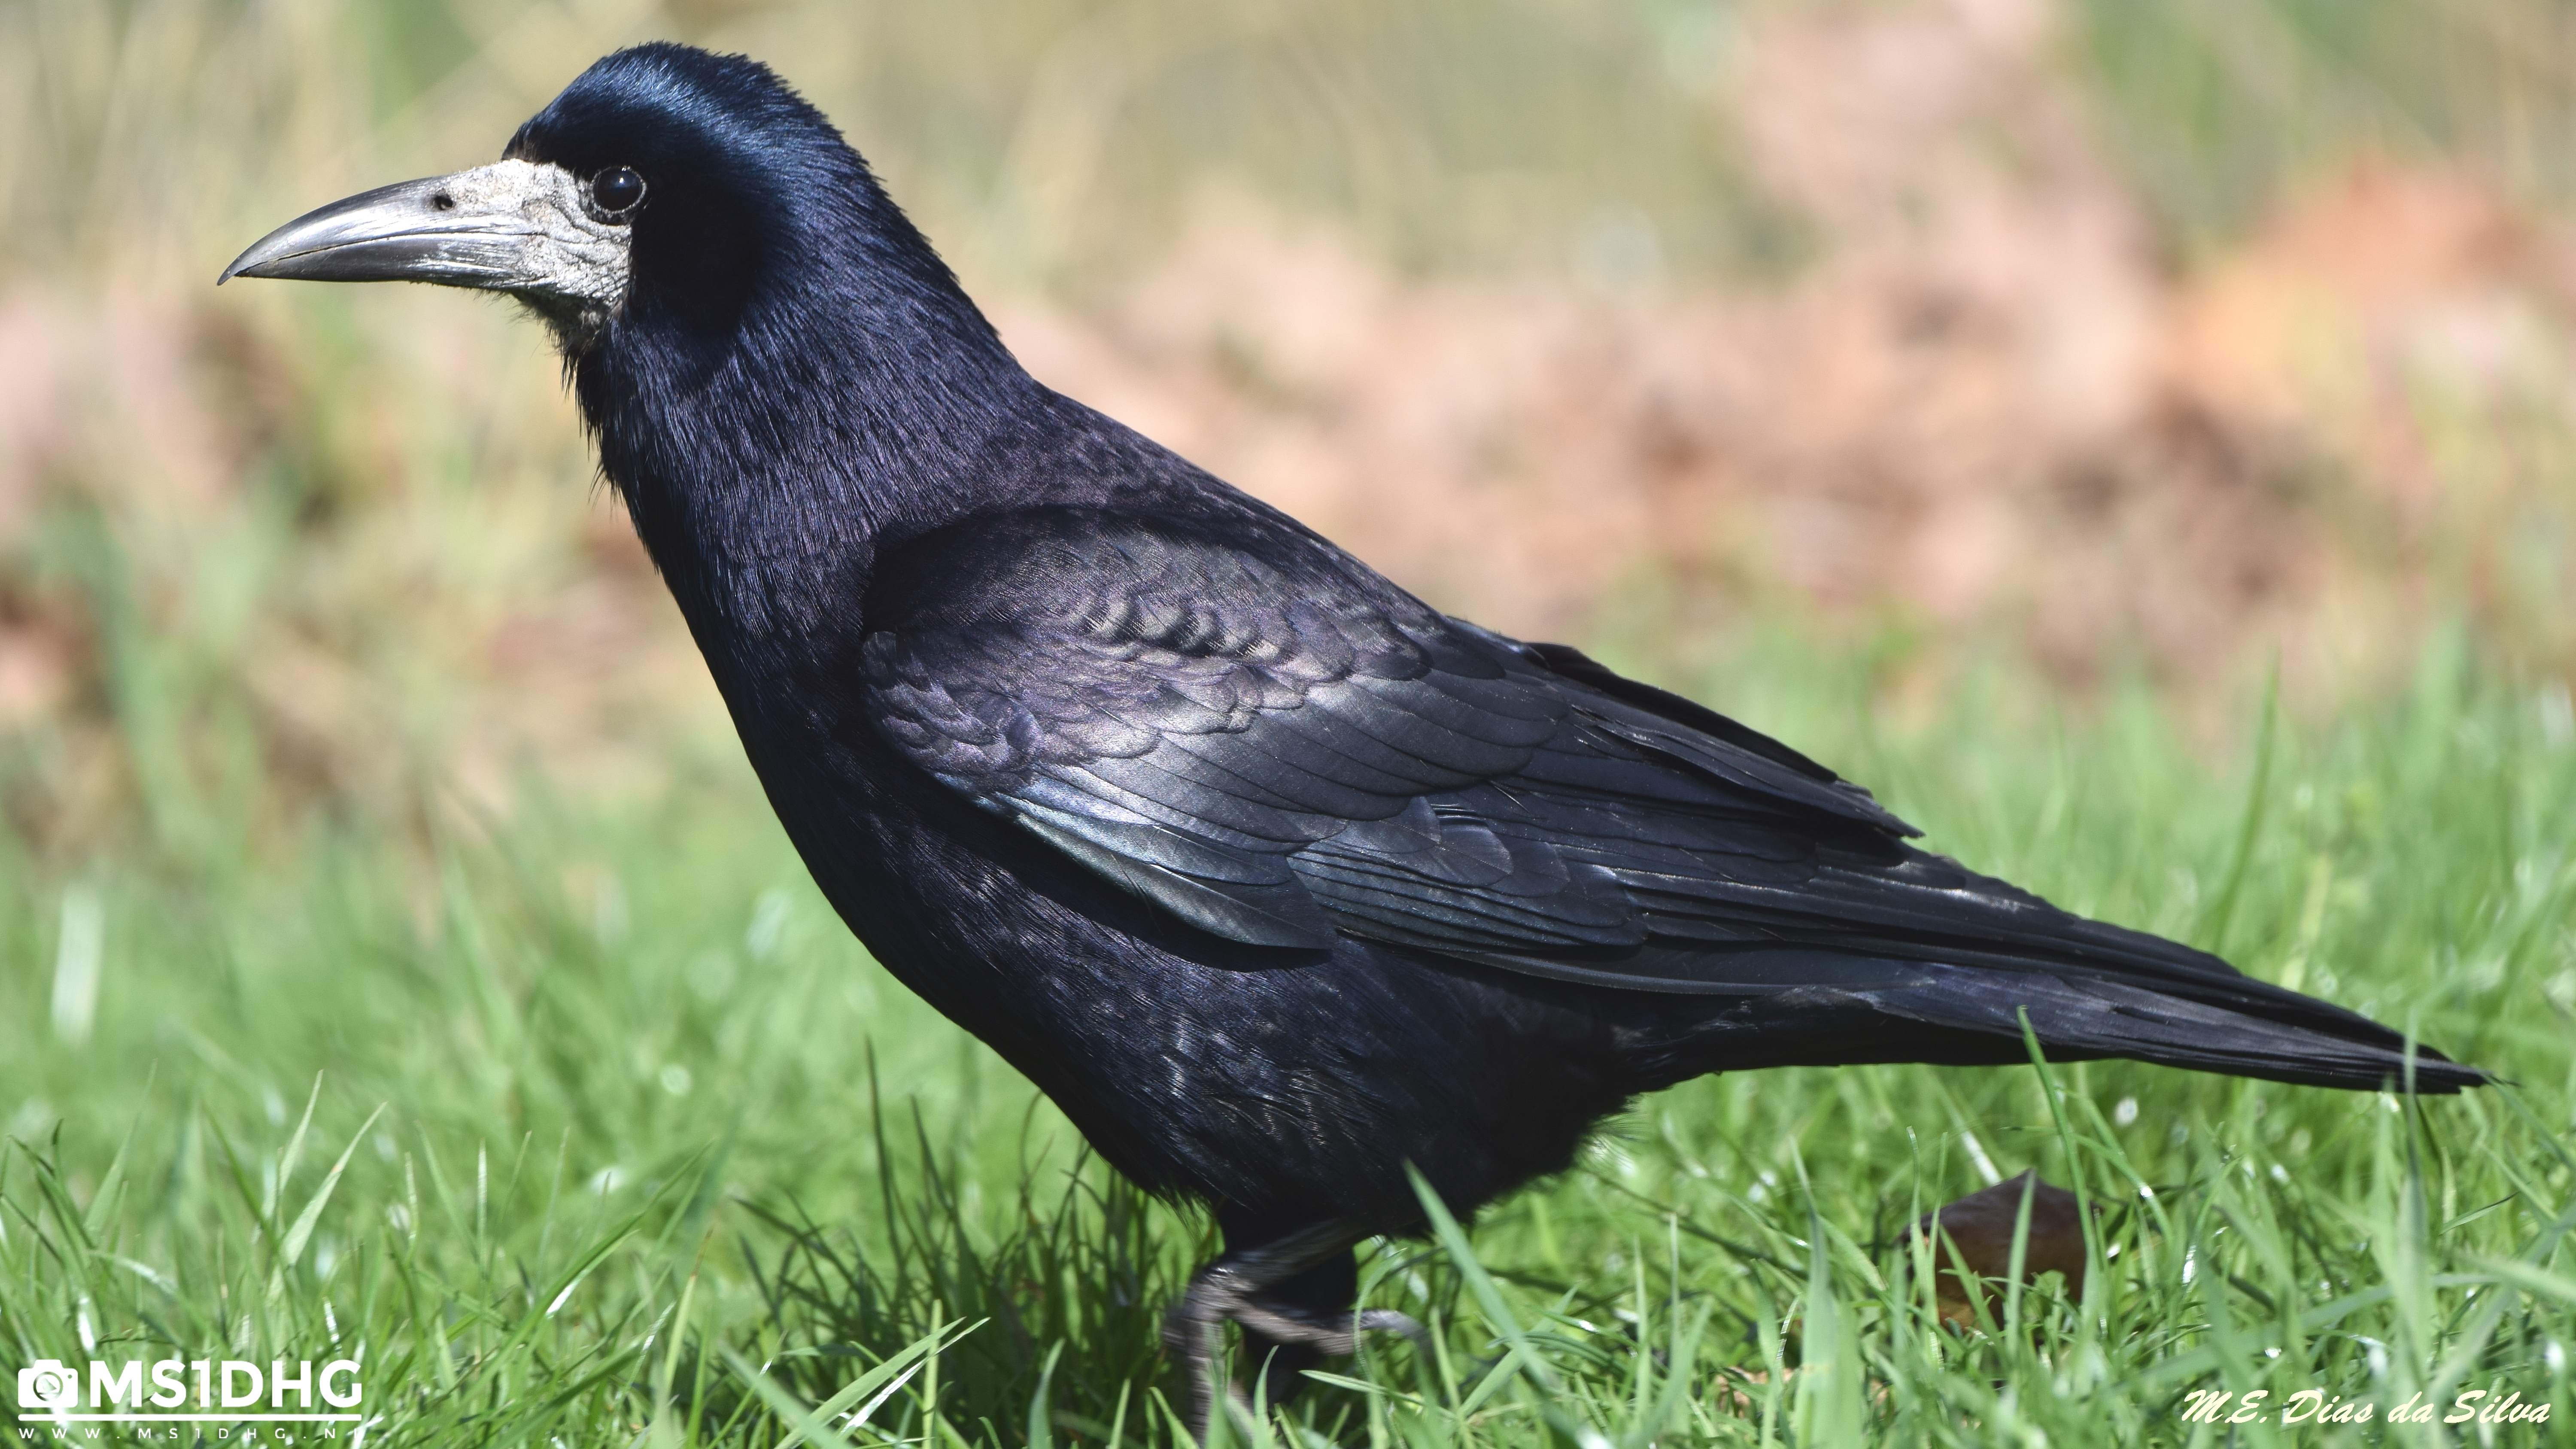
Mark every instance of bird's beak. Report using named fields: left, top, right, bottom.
left=219, top=160, right=630, bottom=315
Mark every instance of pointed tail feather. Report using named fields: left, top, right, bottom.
left=1865, top=966, right=2486, bottom=1092
left=1670, top=963, right=2488, bottom=1093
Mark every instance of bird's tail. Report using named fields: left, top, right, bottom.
left=1665, top=963, right=2488, bottom=1094
left=1882, top=966, right=2486, bottom=1092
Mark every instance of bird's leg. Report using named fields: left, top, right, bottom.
left=1165, top=1219, right=1422, bottom=1439
left=1166, top=1222, right=1352, bottom=1438
left=1231, top=1297, right=1430, bottom=1409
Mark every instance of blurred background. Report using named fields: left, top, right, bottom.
left=5, top=0, right=2576, bottom=865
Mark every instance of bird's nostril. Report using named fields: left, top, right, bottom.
left=431, top=193, right=455, bottom=212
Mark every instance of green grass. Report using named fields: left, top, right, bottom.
left=2, top=630, right=2570, bottom=1446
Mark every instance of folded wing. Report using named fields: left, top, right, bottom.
left=859, top=504, right=2476, bottom=1089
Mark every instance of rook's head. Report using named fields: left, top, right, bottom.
left=220, top=44, right=936, bottom=355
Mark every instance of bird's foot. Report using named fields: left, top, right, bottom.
left=1234, top=1300, right=1430, bottom=1409
left=1233, top=1300, right=1431, bottom=1358
left=1165, top=1222, right=1422, bottom=1441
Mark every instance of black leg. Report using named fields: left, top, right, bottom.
left=1164, top=1218, right=1430, bottom=1441
left=1236, top=1247, right=1355, bottom=1406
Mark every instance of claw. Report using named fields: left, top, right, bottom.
left=1355, top=1306, right=1432, bottom=1351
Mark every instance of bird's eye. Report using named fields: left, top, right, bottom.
left=589, top=167, right=646, bottom=219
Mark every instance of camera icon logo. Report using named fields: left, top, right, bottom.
left=17, top=1359, right=80, bottom=1410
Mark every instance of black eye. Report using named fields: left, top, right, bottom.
left=589, top=167, right=645, bottom=218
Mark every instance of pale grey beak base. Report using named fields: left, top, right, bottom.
left=221, top=175, right=548, bottom=286
left=220, top=159, right=633, bottom=346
